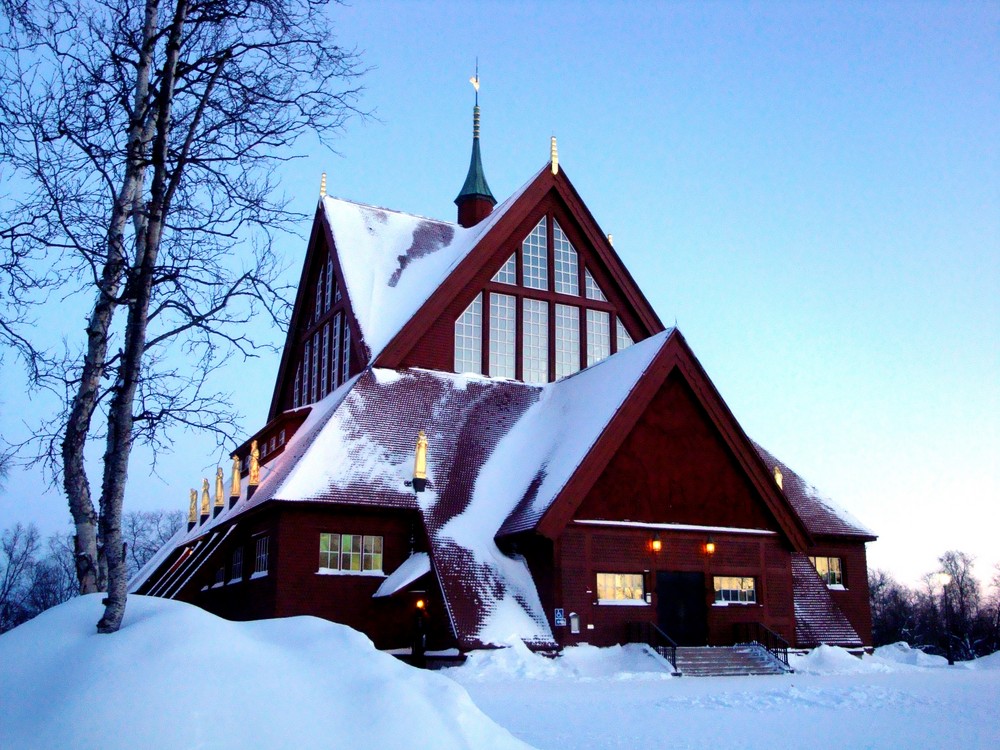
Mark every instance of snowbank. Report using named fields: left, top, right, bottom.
left=790, top=644, right=893, bottom=674
left=872, top=641, right=950, bottom=668
left=0, top=595, right=534, bottom=750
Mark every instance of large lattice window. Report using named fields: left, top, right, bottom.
left=586, top=309, right=611, bottom=366
left=585, top=269, right=607, bottom=301
left=522, top=217, right=548, bottom=290
left=454, top=294, right=483, bottom=374
left=555, top=304, right=580, bottom=379
left=596, top=573, right=645, bottom=604
left=522, top=298, right=548, bottom=383
left=617, top=317, right=633, bottom=350
left=341, top=324, right=351, bottom=384
left=553, top=219, right=579, bottom=295
left=330, top=312, right=342, bottom=390
left=492, top=254, right=516, bottom=285
left=489, top=293, right=516, bottom=378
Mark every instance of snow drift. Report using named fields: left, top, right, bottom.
left=0, top=595, right=534, bottom=750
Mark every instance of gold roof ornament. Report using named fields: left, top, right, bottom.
left=188, top=489, right=197, bottom=524
left=412, top=430, right=428, bottom=492
left=550, top=136, right=559, bottom=175
left=607, top=233, right=614, bottom=247
left=200, top=478, right=210, bottom=516
left=320, top=172, right=327, bottom=198
left=773, top=465, right=784, bottom=490
left=214, top=467, right=225, bottom=507
left=230, top=455, right=241, bottom=498
left=249, top=440, right=261, bottom=486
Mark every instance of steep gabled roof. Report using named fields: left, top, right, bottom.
left=791, top=553, right=863, bottom=647
left=753, top=442, right=876, bottom=540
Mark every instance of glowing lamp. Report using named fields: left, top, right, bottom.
left=705, top=537, right=716, bottom=555
left=651, top=533, right=662, bottom=553
left=415, top=599, right=426, bottom=610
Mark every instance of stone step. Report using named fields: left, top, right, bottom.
left=673, top=646, right=790, bottom=677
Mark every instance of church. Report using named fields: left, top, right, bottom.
left=132, top=91, right=876, bottom=665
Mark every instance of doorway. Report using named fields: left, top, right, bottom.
left=656, top=571, right=707, bottom=645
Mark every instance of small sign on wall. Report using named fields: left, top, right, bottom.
left=554, top=608, right=566, bottom=627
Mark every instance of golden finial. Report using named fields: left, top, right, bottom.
left=230, top=455, right=241, bottom=498
left=550, top=136, right=559, bottom=175
left=607, top=233, right=614, bottom=247
left=412, top=430, right=429, bottom=492
left=773, top=465, right=784, bottom=490
left=188, top=489, right=197, bottom=524
left=214, top=467, right=225, bottom=507
left=320, top=172, right=327, bottom=198
left=249, top=440, right=261, bottom=486
left=200, top=478, right=210, bottom=516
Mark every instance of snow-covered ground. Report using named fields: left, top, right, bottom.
left=444, top=640, right=1000, bottom=749
left=2, top=597, right=997, bottom=749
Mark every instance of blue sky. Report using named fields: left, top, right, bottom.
left=1, top=1, right=997, bottom=586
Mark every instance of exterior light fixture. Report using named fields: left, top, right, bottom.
left=412, top=430, right=428, bottom=493
left=415, top=599, right=426, bottom=610
left=651, top=533, right=662, bottom=553
left=705, top=536, right=716, bottom=555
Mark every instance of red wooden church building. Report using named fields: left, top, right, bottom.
left=133, top=96, right=877, bottom=662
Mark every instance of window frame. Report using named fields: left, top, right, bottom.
left=251, top=535, right=269, bottom=579
left=713, top=576, right=757, bottom=605
left=595, top=572, right=648, bottom=606
left=317, top=532, right=384, bottom=576
left=809, top=556, right=845, bottom=588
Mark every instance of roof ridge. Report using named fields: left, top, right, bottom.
left=322, top=194, right=457, bottom=227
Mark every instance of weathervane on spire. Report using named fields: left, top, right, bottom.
left=469, top=59, right=479, bottom=106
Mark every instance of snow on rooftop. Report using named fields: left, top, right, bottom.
left=324, top=168, right=543, bottom=362
left=373, top=551, right=431, bottom=598
left=0, top=595, right=533, bottom=750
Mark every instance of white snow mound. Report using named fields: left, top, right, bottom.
left=0, top=595, right=534, bottom=750
left=872, top=641, right=950, bottom=668
left=790, top=644, right=893, bottom=674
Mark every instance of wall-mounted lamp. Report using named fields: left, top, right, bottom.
left=651, top=533, right=662, bottom=553
left=705, top=536, right=716, bottom=555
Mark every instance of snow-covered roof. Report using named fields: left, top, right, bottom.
left=324, top=168, right=543, bottom=362
left=791, top=553, right=863, bottom=647
left=373, top=552, right=431, bottom=598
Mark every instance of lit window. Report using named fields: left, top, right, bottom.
left=489, top=293, right=516, bottom=378
left=553, top=219, right=579, bottom=295
left=341, top=533, right=362, bottom=572
left=363, top=535, right=383, bottom=573
left=522, top=217, right=548, bottom=290
left=254, top=536, right=269, bottom=576
left=522, top=298, right=548, bottom=383
left=714, top=576, right=756, bottom=604
left=319, top=532, right=340, bottom=570
left=809, top=556, right=844, bottom=587
left=293, top=363, right=301, bottom=408
left=230, top=546, right=243, bottom=581
left=454, top=293, right=483, bottom=374
left=325, top=257, right=333, bottom=312
left=331, top=312, right=342, bottom=390
left=492, top=254, right=516, bottom=285
left=617, top=317, right=634, bottom=350
left=555, top=304, right=580, bottom=379
left=586, top=310, right=610, bottom=366
left=342, top=323, right=351, bottom=384
left=584, top=269, right=607, bottom=301
left=320, top=322, right=329, bottom=396
left=596, top=572, right=645, bottom=603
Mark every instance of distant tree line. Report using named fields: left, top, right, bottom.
left=0, top=510, right=181, bottom=633
left=869, top=551, right=1000, bottom=661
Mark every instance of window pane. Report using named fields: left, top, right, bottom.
left=555, top=304, right=580, bottom=379
left=713, top=576, right=755, bottom=603
left=489, top=293, right=516, bottom=378
left=454, top=293, right=483, bottom=374
left=553, top=219, right=579, bottom=295
left=617, top=317, right=634, bottom=350
left=319, top=533, right=340, bottom=570
left=491, top=254, right=516, bottom=285
left=293, top=363, right=301, bottom=408
left=315, top=274, right=323, bottom=322
left=586, top=309, right=611, bottom=366
left=341, top=534, right=361, bottom=572
left=302, top=341, right=311, bottom=404
left=363, top=535, right=383, bottom=573
left=596, top=572, right=644, bottom=601
left=522, top=298, right=549, bottom=384
left=342, top=323, right=351, bottom=383
left=320, top=323, right=329, bottom=396
left=331, top=312, right=342, bottom=390
left=311, top=332, right=319, bottom=402
left=584, top=269, right=607, bottom=301
left=325, top=258, right=333, bottom=312
left=522, top=217, right=548, bottom=290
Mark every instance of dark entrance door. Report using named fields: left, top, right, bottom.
left=657, top=571, right=707, bottom=645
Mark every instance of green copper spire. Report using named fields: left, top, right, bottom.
left=454, top=95, right=496, bottom=207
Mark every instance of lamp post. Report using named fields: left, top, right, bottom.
left=934, top=572, right=954, bottom=666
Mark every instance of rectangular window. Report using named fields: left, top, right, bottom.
left=311, top=332, right=319, bottom=402
left=584, top=268, right=607, bottom=301
left=293, top=363, right=301, bottom=408
left=302, top=340, right=311, bottom=404
left=714, top=576, right=756, bottom=604
left=454, top=293, right=483, bottom=374
left=555, top=304, right=580, bottom=379
left=489, top=293, right=516, bottom=378
left=553, top=219, right=579, bottom=295
left=809, top=556, right=844, bottom=587
left=596, top=572, right=645, bottom=603
left=315, top=274, right=323, bottom=322
left=278, top=429, right=285, bottom=446
left=586, top=309, right=611, bottom=366
left=617, top=317, right=634, bottom=350
left=319, top=532, right=341, bottom=570
left=214, top=566, right=225, bottom=586
left=341, top=533, right=362, bottom=572
left=491, top=253, right=517, bottom=285
left=522, top=216, right=548, bottom=290
left=522, top=298, right=549, bottom=383
left=230, top=546, right=243, bottom=581
left=331, top=312, right=342, bottom=390
left=341, top=323, right=351, bottom=384
left=325, top=258, right=333, bottom=312
left=363, top=535, right=383, bottom=573
left=253, top=536, right=269, bottom=577
left=321, top=322, right=330, bottom=396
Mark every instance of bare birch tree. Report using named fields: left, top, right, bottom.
left=1, top=0, right=363, bottom=631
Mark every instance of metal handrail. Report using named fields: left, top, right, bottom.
left=733, top=621, right=790, bottom=668
left=626, top=621, right=678, bottom=671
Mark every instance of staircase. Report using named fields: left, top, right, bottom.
left=674, top=645, right=790, bottom=676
